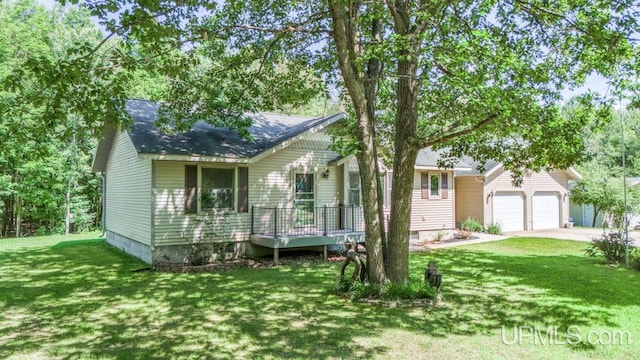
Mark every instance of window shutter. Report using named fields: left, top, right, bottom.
left=421, top=173, right=429, bottom=199
left=237, top=167, right=249, bottom=213
left=441, top=173, right=449, bottom=199
left=185, top=165, right=198, bottom=214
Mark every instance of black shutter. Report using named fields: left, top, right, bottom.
left=237, top=167, right=249, bottom=213
left=185, top=165, right=197, bottom=214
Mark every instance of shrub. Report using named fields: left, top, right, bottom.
left=335, top=278, right=435, bottom=302
left=380, top=280, right=435, bottom=301
left=487, top=222, right=502, bottom=235
left=462, top=217, right=484, bottom=232
left=585, top=231, right=629, bottom=264
left=432, top=230, right=446, bottom=242
left=630, top=248, right=640, bottom=272
left=346, top=281, right=382, bottom=301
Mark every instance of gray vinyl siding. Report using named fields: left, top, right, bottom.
left=105, top=132, right=152, bottom=245
left=152, top=130, right=342, bottom=246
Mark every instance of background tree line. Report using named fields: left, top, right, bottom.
left=571, top=107, right=640, bottom=228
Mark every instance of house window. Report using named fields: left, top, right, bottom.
left=349, top=172, right=361, bottom=206
left=421, top=172, right=449, bottom=199
left=294, top=173, right=314, bottom=226
left=202, top=168, right=234, bottom=210
left=184, top=165, right=249, bottom=213
left=430, top=174, right=440, bottom=197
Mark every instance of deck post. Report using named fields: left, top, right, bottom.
left=250, top=205, right=254, bottom=234
left=323, top=205, right=328, bottom=236
left=351, top=205, right=355, bottom=230
left=323, top=245, right=327, bottom=261
left=274, top=248, right=280, bottom=265
left=273, top=208, right=278, bottom=238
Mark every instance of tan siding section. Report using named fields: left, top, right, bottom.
left=105, top=132, right=152, bottom=245
left=410, top=170, right=456, bottom=231
left=455, top=177, right=484, bottom=226
left=485, top=169, right=570, bottom=230
left=152, top=132, right=342, bottom=246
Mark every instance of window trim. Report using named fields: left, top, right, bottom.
left=421, top=172, right=450, bottom=200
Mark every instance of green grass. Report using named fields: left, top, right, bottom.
left=1, top=234, right=639, bottom=359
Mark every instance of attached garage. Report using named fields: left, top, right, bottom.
left=532, top=192, right=560, bottom=230
left=493, top=192, right=525, bottom=232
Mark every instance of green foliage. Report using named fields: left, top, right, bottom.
left=630, top=248, right=640, bottom=272
left=486, top=222, right=502, bottom=235
left=380, top=280, right=435, bottom=301
left=571, top=162, right=640, bottom=228
left=335, top=278, right=434, bottom=302
left=584, top=231, right=629, bottom=264
left=462, top=217, right=484, bottom=232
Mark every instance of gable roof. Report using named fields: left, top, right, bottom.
left=414, top=148, right=472, bottom=170
left=93, top=99, right=344, bottom=172
left=455, top=156, right=582, bottom=180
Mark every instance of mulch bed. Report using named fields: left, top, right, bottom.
left=151, top=250, right=348, bottom=273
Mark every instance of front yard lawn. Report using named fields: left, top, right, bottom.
left=1, top=235, right=638, bottom=359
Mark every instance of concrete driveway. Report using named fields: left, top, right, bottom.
left=505, top=227, right=607, bottom=242
left=414, top=227, right=636, bottom=251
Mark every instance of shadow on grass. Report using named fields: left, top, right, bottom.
left=0, top=239, right=638, bottom=359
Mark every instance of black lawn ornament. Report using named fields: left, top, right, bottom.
left=424, top=261, right=442, bottom=293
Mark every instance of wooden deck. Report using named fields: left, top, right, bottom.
left=250, top=231, right=365, bottom=264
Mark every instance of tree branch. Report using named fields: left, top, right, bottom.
left=423, top=113, right=500, bottom=148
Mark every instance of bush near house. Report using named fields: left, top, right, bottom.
left=462, top=217, right=484, bottom=232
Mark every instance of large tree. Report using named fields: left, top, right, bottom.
left=37, top=1, right=640, bottom=283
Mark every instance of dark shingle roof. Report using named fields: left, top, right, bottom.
left=126, top=99, right=343, bottom=158
left=415, top=148, right=471, bottom=169
left=454, top=156, right=502, bottom=176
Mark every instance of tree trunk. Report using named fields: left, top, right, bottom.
left=15, top=195, right=22, bottom=237
left=65, top=174, right=72, bottom=235
left=386, top=0, right=421, bottom=283
left=328, top=0, right=386, bottom=285
left=592, top=207, right=600, bottom=228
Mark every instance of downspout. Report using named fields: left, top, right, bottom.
left=101, top=172, right=106, bottom=237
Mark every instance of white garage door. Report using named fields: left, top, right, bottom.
left=493, top=193, right=524, bottom=232
left=532, top=192, right=560, bottom=230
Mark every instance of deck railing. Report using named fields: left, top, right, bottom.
left=251, top=205, right=364, bottom=238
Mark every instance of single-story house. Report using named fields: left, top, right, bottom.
left=569, top=177, right=640, bottom=228
left=92, top=99, right=366, bottom=264
left=455, top=159, right=582, bottom=232
left=92, top=100, right=477, bottom=264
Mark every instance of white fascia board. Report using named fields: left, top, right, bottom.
left=565, top=167, right=582, bottom=181
left=138, top=153, right=250, bottom=164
